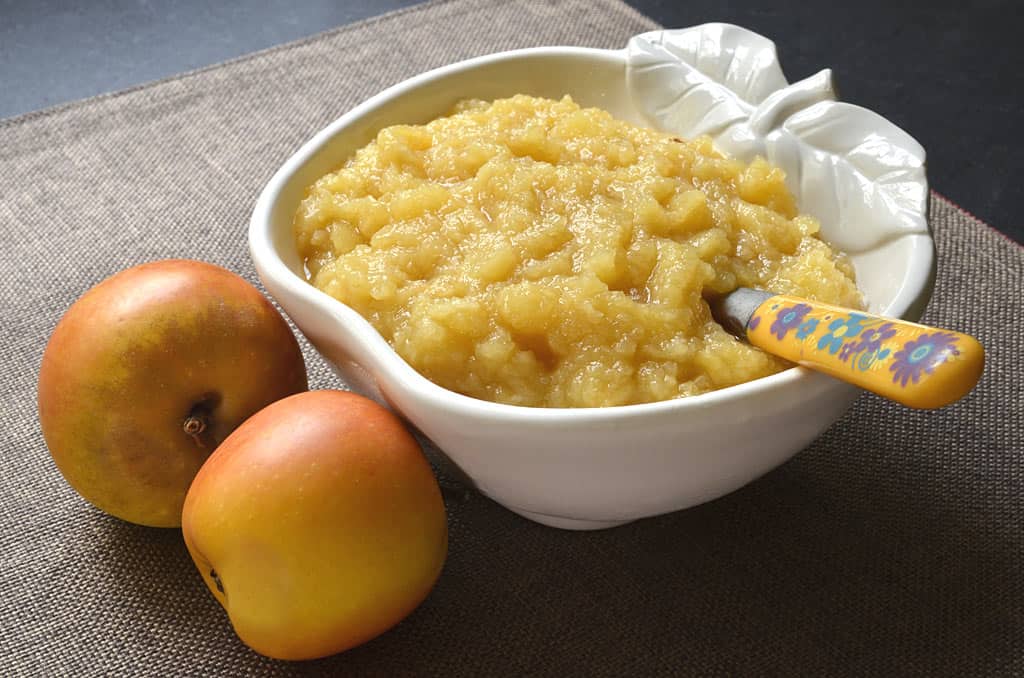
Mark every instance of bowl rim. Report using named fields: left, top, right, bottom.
left=249, top=36, right=933, bottom=423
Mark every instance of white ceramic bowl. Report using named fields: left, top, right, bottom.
left=249, top=24, right=933, bottom=530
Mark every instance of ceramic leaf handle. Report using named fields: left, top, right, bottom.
left=717, top=289, right=985, bottom=409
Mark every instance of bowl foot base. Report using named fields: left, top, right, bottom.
left=507, top=507, right=632, bottom=531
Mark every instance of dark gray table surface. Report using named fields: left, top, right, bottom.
left=2, top=0, right=1020, bottom=243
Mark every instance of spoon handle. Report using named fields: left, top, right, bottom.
left=739, top=292, right=984, bottom=409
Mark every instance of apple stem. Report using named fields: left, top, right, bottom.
left=183, top=412, right=208, bottom=448
left=209, top=568, right=224, bottom=594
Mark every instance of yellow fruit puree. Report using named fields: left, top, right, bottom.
left=295, top=95, right=861, bottom=407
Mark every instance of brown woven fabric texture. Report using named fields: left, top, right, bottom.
left=1, top=0, right=1021, bottom=675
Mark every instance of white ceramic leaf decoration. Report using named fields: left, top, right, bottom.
left=626, top=24, right=928, bottom=253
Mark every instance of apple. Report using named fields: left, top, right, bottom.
left=181, top=390, right=448, bottom=661
left=37, top=259, right=307, bottom=528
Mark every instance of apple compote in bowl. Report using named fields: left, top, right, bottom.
left=250, top=24, right=933, bottom=530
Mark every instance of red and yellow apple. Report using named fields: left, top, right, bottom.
left=37, top=259, right=307, bottom=527
left=181, top=390, right=448, bottom=660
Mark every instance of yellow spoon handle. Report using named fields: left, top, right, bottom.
left=744, top=294, right=984, bottom=409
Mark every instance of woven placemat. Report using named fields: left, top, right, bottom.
left=1, top=0, right=1021, bottom=675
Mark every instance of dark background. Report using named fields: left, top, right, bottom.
left=2, top=0, right=1020, bottom=243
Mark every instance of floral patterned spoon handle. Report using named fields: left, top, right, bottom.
left=713, top=288, right=985, bottom=409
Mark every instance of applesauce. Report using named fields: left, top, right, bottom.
left=294, top=95, right=861, bottom=407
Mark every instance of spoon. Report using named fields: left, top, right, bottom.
left=710, top=288, right=984, bottom=409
